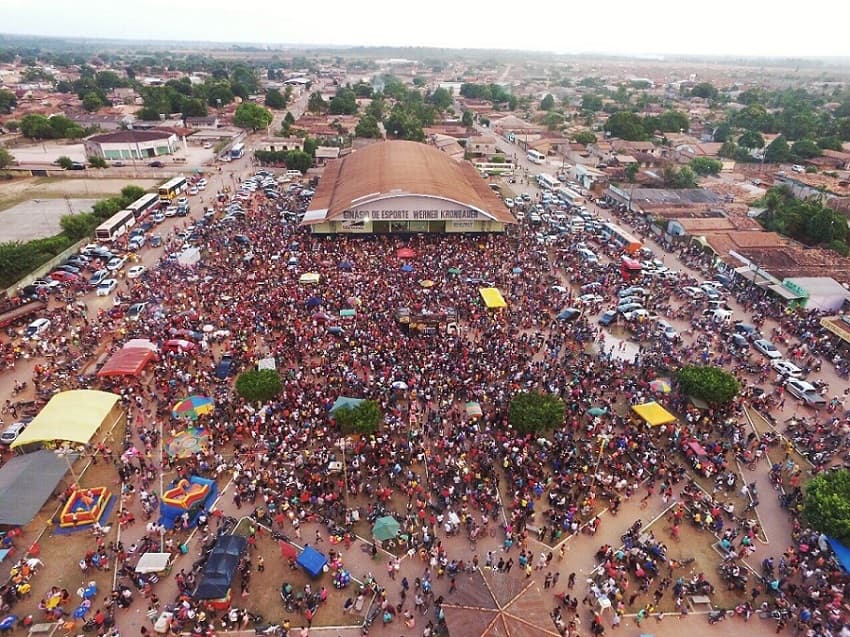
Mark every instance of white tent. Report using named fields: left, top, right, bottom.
left=177, top=247, right=201, bottom=267
left=135, top=552, right=172, bottom=574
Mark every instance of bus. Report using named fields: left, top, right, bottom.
left=536, top=173, right=560, bottom=191
left=527, top=149, right=545, bottom=164
left=230, top=143, right=245, bottom=159
left=474, top=161, right=515, bottom=176
left=554, top=187, right=585, bottom=208
left=126, top=193, right=160, bottom=219
left=602, top=222, right=643, bottom=255
left=95, top=209, right=136, bottom=242
left=620, top=255, right=643, bottom=281
left=158, top=176, right=188, bottom=203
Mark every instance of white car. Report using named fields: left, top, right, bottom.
left=127, top=265, right=146, bottom=279
left=656, top=319, right=678, bottom=340
left=753, top=339, right=782, bottom=360
left=772, top=359, right=803, bottom=378
left=188, top=186, right=199, bottom=195
left=106, top=256, right=127, bottom=271
left=164, top=206, right=178, bottom=217
left=682, top=286, right=704, bottom=299
left=785, top=378, right=827, bottom=408
left=176, top=197, right=189, bottom=206
left=96, top=278, right=117, bottom=296
left=577, top=293, right=604, bottom=305
left=24, top=317, right=51, bottom=339
left=504, top=198, right=515, bottom=208
left=623, top=308, right=651, bottom=321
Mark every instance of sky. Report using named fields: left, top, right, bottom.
left=1, top=0, right=849, bottom=58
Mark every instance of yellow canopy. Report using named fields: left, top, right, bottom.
left=479, top=287, right=507, bottom=309
left=631, top=401, right=676, bottom=427
left=299, top=272, right=321, bottom=284
left=12, top=390, right=121, bottom=448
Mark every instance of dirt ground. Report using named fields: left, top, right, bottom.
left=0, top=177, right=160, bottom=212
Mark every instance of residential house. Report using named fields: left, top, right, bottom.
left=184, top=116, right=220, bottom=128
left=466, top=135, right=498, bottom=157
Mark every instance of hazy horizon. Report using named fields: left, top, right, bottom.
left=1, top=0, right=849, bottom=59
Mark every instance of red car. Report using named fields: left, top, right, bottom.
left=49, top=270, right=79, bottom=283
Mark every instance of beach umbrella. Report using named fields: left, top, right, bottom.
left=512, top=267, right=523, bottom=274
left=312, top=311, right=331, bottom=323
left=649, top=379, right=672, bottom=394
left=172, top=395, right=215, bottom=420
left=391, top=380, right=409, bottom=390
left=166, top=428, right=210, bottom=459
left=419, top=280, right=435, bottom=288
left=338, top=261, right=353, bottom=271
left=587, top=406, right=608, bottom=417
left=396, top=247, right=416, bottom=259
left=306, top=296, right=323, bottom=308
left=346, top=296, right=362, bottom=307
left=401, top=264, right=414, bottom=273
left=372, top=516, right=400, bottom=541
left=447, top=267, right=462, bottom=275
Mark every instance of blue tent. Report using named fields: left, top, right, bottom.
left=297, top=545, right=327, bottom=577
left=826, top=537, right=850, bottom=573
left=193, top=535, right=247, bottom=599
left=330, top=396, right=364, bottom=414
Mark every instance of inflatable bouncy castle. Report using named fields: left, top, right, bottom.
left=159, top=476, right=217, bottom=529
left=59, top=487, right=111, bottom=527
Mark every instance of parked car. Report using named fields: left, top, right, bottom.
left=734, top=322, right=760, bottom=340
left=107, top=256, right=127, bottom=272
left=127, top=265, right=146, bottom=279
left=556, top=308, right=582, bottom=321
left=24, top=317, right=51, bottom=339
left=127, top=302, right=148, bottom=321
left=785, top=379, right=827, bottom=408
left=148, top=160, right=164, bottom=168
left=598, top=310, right=617, bottom=326
left=214, top=354, right=237, bottom=379
left=772, top=359, right=803, bottom=379
left=88, top=269, right=109, bottom=286
left=49, top=270, right=79, bottom=283
left=96, top=278, right=118, bottom=296
left=753, top=339, right=782, bottom=360
left=0, top=417, right=33, bottom=445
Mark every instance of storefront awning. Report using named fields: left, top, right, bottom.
left=631, top=401, right=676, bottom=427
left=479, top=287, right=507, bottom=309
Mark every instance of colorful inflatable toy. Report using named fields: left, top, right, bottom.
left=162, top=479, right=210, bottom=509
left=59, top=487, right=111, bottom=528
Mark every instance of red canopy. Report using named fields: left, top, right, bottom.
left=279, top=541, right=298, bottom=560
left=396, top=248, right=416, bottom=259
left=97, top=347, right=157, bottom=378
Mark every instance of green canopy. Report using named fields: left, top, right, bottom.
left=340, top=309, right=356, bottom=317
left=330, top=396, right=364, bottom=414
left=372, top=515, right=400, bottom=541
left=587, top=407, right=608, bottom=417
left=448, top=267, right=462, bottom=275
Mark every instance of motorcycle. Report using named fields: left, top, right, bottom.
left=708, top=609, right=729, bottom=624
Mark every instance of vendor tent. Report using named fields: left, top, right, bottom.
left=177, top=247, right=201, bottom=267
left=826, top=537, right=850, bottom=573
left=12, top=390, right=122, bottom=449
left=97, top=347, right=157, bottom=378
left=372, top=516, right=400, bottom=541
left=479, top=287, right=507, bottom=309
left=631, top=401, right=677, bottom=427
left=296, top=546, right=327, bottom=577
left=299, top=272, right=320, bottom=284
left=330, top=396, right=364, bottom=414
left=135, top=553, right=171, bottom=574
left=123, top=338, right=159, bottom=353
left=193, top=534, right=247, bottom=600
left=0, top=450, right=77, bottom=526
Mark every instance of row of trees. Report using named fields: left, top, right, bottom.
left=603, top=110, right=690, bottom=141
left=254, top=149, right=312, bottom=173
left=0, top=184, right=145, bottom=287
left=758, top=186, right=850, bottom=255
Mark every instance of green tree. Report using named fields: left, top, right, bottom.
left=689, top=157, right=723, bottom=176
left=541, top=111, right=563, bottom=131
left=677, top=365, right=740, bottom=404
left=354, top=114, right=382, bottom=139
left=88, top=155, right=107, bottom=168
left=604, top=111, right=647, bottom=141
left=738, top=130, right=765, bottom=149
left=653, top=110, right=690, bottom=133
left=205, top=82, right=234, bottom=107
left=540, top=94, right=555, bottom=111
left=624, top=162, right=639, bottom=182
left=817, top=136, right=843, bottom=152
left=20, top=114, right=56, bottom=139
left=662, top=165, right=698, bottom=189
left=581, top=94, right=603, bottom=113
left=333, top=399, right=382, bottom=435
left=574, top=131, right=597, bottom=145
left=120, top=185, right=145, bottom=203
left=508, top=392, right=565, bottom=434
left=429, top=87, right=452, bottom=110
left=56, top=155, right=74, bottom=169
left=233, top=103, right=273, bottom=131
left=235, top=369, right=282, bottom=403
left=792, top=138, right=821, bottom=159
left=265, top=88, right=286, bottom=109
left=60, top=212, right=98, bottom=240
left=328, top=87, right=358, bottom=115
left=803, top=469, right=850, bottom=542
left=0, top=89, right=17, bottom=114
left=302, top=137, right=319, bottom=157
left=0, top=147, right=14, bottom=171
left=307, top=91, right=326, bottom=113
left=284, top=150, right=312, bottom=173
left=461, top=110, right=474, bottom=127
left=764, top=135, right=792, bottom=163
left=181, top=98, right=207, bottom=119
left=690, top=82, right=718, bottom=100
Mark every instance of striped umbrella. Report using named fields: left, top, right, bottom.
left=171, top=395, right=214, bottom=420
